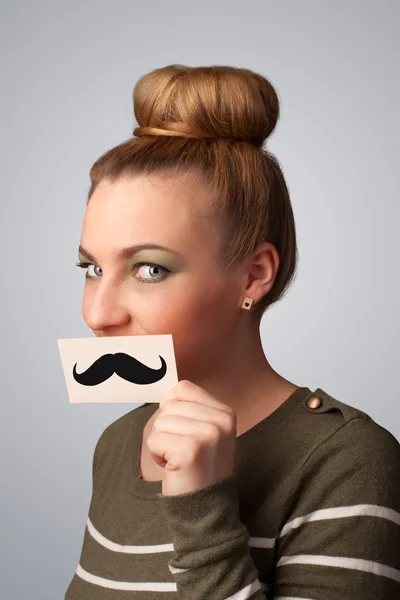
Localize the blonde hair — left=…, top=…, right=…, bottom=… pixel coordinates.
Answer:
left=87, top=64, right=298, bottom=320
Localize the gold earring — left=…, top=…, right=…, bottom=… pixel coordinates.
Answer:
left=241, top=296, right=253, bottom=310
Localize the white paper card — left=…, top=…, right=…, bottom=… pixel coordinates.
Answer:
left=57, top=334, right=178, bottom=404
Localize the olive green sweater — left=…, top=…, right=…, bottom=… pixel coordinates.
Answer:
left=64, top=386, right=400, bottom=599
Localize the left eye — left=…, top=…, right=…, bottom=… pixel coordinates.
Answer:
left=75, top=262, right=170, bottom=283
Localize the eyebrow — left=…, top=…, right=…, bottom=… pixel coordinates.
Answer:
left=78, top=243, right=184, bottom=263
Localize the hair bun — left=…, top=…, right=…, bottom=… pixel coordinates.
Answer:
left=132, top=64, right=280, bottom=148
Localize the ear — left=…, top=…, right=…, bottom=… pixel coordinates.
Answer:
left=242, top=242, right=280, bottom=303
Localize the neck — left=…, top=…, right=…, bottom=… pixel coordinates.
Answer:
left=177, top=321, right=299, bottom=436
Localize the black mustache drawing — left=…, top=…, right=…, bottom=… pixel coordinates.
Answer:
left=72, top=353, right=167, bottom=386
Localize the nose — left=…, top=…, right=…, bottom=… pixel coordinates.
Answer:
left=82, top=280, right=131, bottom=332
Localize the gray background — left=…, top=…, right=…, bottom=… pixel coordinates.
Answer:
left=1, top=1, right=399, bottom=598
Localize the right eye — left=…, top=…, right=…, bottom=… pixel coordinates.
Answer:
left=75, top=262, right=101, bottom=278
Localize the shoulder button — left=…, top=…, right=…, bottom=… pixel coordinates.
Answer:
left=306, top=395, right=322, bottom=409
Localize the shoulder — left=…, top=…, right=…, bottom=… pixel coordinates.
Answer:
left=298, top=388, right=400, bottom=502
left=282, top=389, right=400, bottom=525
left=276, top=390, right=400, bottom=598
left=302, top=387, right=399, bottom=457
left=305, top=386, right=373, bottom=422
left=287, top=387, right=399, bottom=474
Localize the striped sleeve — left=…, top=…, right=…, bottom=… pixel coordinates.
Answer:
left=273, top=417, right=400, bottom=600
left=157, top=473, right=269, bottom=599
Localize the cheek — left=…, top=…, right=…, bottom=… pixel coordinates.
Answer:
left=148, top=286, right=235, bottom=360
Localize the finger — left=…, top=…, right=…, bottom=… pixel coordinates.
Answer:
left=162, top=379, right=233, bottom=416
left=147, top=429, right=212, bottom=469
left=159, top=400, right=234, bottom=433
left=151, top=414, right=222, bottom=443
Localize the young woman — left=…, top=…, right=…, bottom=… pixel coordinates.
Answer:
left=65, top=64, right=400, bottom=599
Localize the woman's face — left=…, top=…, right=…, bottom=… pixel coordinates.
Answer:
left=78, top=172, right=245, bottom=380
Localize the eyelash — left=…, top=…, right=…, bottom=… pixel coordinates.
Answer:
left=75, top=261, right=171, bottom=284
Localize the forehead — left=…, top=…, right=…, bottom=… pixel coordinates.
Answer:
left=83, top=173, right=220, bottom=251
